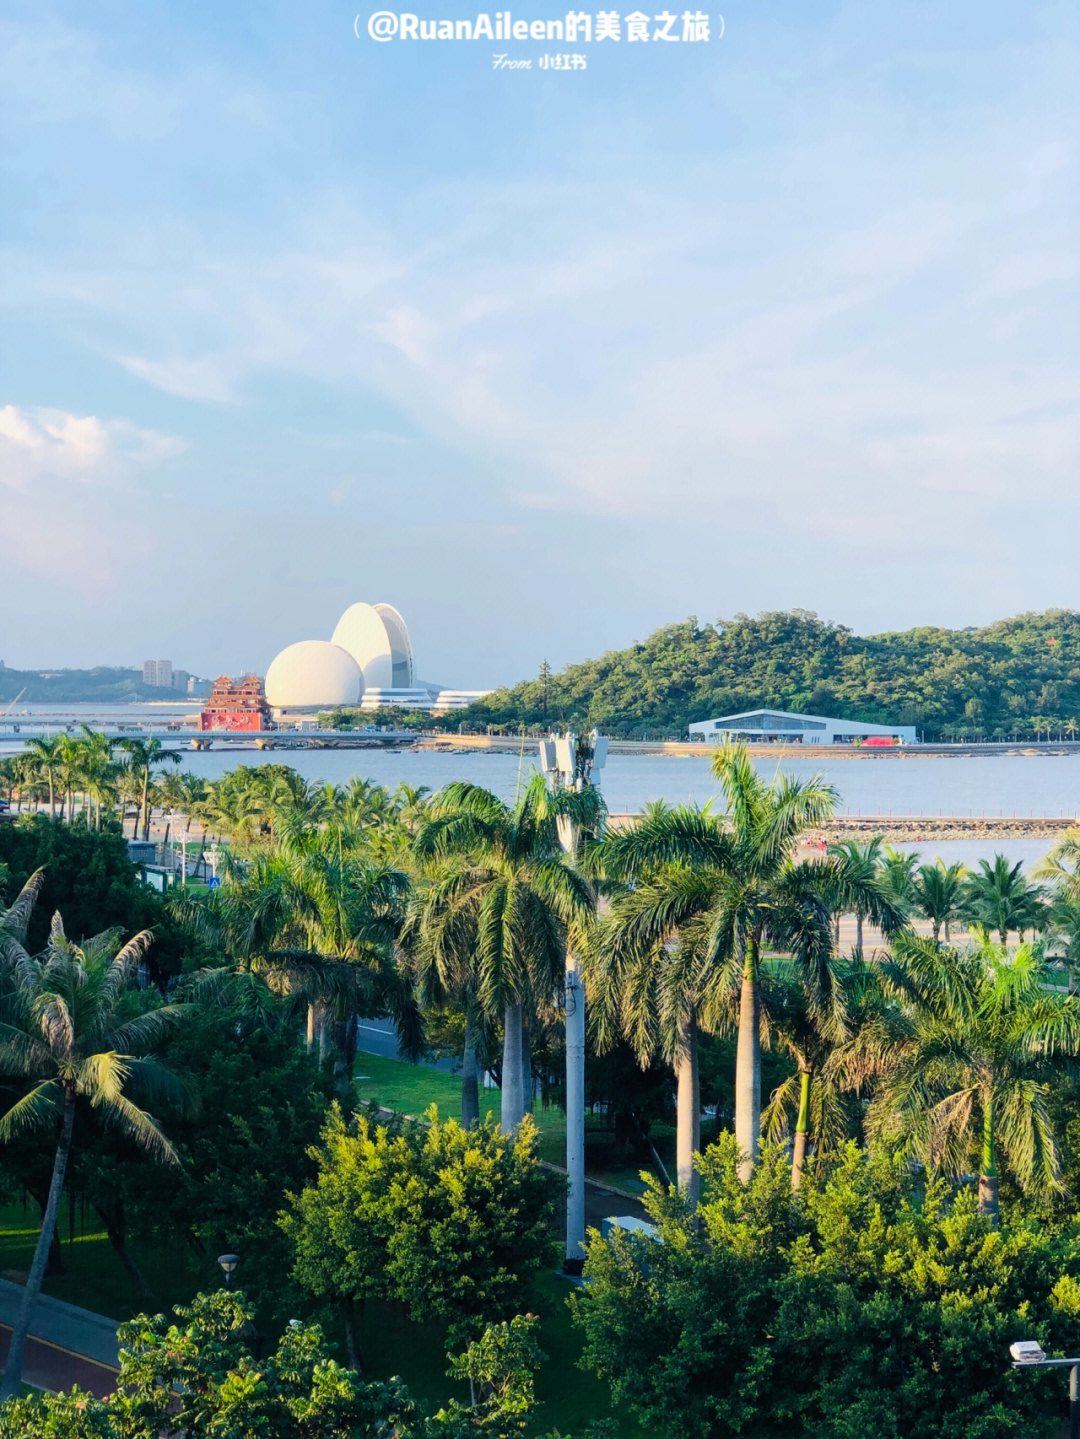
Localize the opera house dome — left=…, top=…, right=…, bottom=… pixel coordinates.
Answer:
left=331, top=602, right=414, bottom=690
left=264, top=640, right=363, bottom=711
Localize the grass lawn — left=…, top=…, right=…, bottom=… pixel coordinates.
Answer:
left=354, top=1051, right=674, bottom=1195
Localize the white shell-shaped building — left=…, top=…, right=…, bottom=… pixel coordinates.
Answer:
left=331, top=602, right=414, bottom=691
left=264, top=640, right=363, bottom=711
left=265, top=604, right=416, bottom=714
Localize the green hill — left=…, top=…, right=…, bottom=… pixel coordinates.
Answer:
left=0, top=666, right=180, bottom=704
left=453, top=609, right=1080, bottom=741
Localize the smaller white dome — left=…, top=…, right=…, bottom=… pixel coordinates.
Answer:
left=265, top=641, right=363, bottom=711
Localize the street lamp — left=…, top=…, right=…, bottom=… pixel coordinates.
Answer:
left=1010, top=1340, right=1079, bottom=1439
left=217, top=1253, right=240, bottom=1289
left=539, top=730, right=607, bottom=1277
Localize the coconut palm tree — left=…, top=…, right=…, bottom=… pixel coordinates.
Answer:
left=913, top=859, right=968, bottom=943
left=1035, top=828, right=1080, bottom=985
left=0, top=880, right=187, bottom=1399
left=413, top=777, right=594, bottom=1132
left=594, top=747, right=907, bottom=1185
left=880, top=846, right=919, bottom=912
left=962, top=855, right=1045, bottom=947
left=24, top=737, right=64, bottom=820
left=869, top=931, right=1080, bottom=1221
left=115, top=737, right=181, bottom=841
left=825, top=837, right=883, bottom=955
left=762, top=956, right=904, bottom=1190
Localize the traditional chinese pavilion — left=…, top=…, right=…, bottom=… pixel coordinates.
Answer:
left=199, top=674, right=272, bottom=732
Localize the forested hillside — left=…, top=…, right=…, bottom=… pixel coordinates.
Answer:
left=457, top=609, right=1080, bottom=740
left=0, top=666, right=178, bottom=703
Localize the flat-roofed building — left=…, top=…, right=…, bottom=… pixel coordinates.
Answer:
left=687, top=708, right=917, bottom=746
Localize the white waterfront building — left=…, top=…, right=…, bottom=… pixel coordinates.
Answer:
left=265, top=603, right=488, bottom=717
left=687, top=708, right=917, bottom=745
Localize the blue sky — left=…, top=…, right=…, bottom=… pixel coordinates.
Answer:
left=2, top=2, right=1077, bottom=687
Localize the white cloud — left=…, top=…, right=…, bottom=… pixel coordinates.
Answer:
left=0, top=404, right=185, bottom=490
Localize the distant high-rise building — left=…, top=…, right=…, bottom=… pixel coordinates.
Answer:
left=172, top=669, right=190, bottom=692
left=142, top=659, right=175, bottom=688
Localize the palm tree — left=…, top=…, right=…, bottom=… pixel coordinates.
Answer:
left=0, top=880, right=187, bottom=1398
left=913, top=859, right=967, bottom=943
left=413, top=777, right=594, bottom=1132
left=880, top=846, right=919, bottom=911
left=826, top=837, right=883, bottom=954
left=594, top=747, right=906, bottom=1185
left=870, top=932, right=1080, bottom=1221
left=962, top=855, right=1045, bottom=947
left=1035, top=828, right=1080, bottom=985
left=115, top=737, right=181, bottom=841
left=589, top=912, right=720, bottom=1204
left=24, top=737, right=63, bottom=820
left=764, top=954, right=909, bottom=1191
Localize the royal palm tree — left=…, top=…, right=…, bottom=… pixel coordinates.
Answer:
left=0, top=878, right=187, bottom=1399
left=962, top=855, right=1045, bottom=947
left=594, top=747, right=906, bottom=1185
left=913, top=859, right=968, bottom=943
left=869, top=932, right=1080, bottom=1221
left=413, top=777, right=594, bottom=1132
left=589, top=912, right=721, bottom=1204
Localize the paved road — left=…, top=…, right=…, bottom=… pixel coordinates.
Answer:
left=0, top=1280, right=119, bottom=1396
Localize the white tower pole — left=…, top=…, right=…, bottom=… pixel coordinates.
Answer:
left=542, top=732, right=604, bottom=1276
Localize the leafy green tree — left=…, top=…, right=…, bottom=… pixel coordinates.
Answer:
left=0, top=816, right=189, bottom=977
left=869, top=933, right=1080, bottom=1219
left=91, top=1000, right=332, bottom=1331
left=571, top=1135, right=1080, bottom=1439
left=0, top=883, right=187, bottom=1399
left=284, top=1106, right=561, bottom=1353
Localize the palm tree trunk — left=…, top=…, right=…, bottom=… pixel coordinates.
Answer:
left=856, top=913, right=863, bottom=955
left=520, top=1016, right=532, bottom=1121
left=791, top=1069, right=811, bottom=1192
left=461, top=1002, right=479, bottom=1129
left=0, top=1088, right=75, bottom=1400
left=674, top=1010, right=700, bottom=1206
left=501, top=1002, right=525, bottom=1131
left=978, top=1096, right=999, bottom=1223
left=306, top=1002, right=316, bottom=1053
left=734, top=940, right=762, bottom=1185
left=48, top=778, right=55, bottom=820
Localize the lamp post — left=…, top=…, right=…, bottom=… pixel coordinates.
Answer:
left=217, top=1253, right=240, bottom=1289
left=1011, top=1340, right=1079, bottom=1439
left=538, top=730, right=607, bottom=1276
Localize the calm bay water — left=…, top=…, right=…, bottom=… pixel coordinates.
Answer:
left=3, top=705, right=1077, bottom=870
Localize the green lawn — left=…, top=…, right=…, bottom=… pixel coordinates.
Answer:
left=354, top=1051, right=671, bottom=1194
